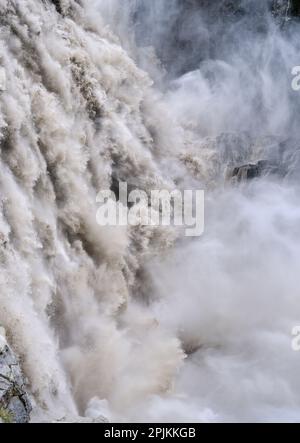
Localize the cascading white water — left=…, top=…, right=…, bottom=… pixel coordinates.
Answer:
left=1, top=0, right=300, bottom=422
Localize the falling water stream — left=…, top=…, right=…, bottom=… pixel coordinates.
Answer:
left=0, top=0, right=300, bottom=422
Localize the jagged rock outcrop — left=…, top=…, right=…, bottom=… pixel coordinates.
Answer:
left=231, top=160, right=282, bottom=181
left=229, top=137, right=300, bottom=182
left=0, top=330, right=32, bottom=423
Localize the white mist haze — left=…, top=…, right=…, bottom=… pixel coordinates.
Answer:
left=0, top=0, right=300, bottom=422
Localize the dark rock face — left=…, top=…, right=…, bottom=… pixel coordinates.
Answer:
left=291, top=0, right=300, bottom=16
left=226, top=134, right=300, bottom=182
left=272, top=0, right=291, bottom=17
left=231, top=161, right=281, bottom=181
left=51, top=0, right=63, bottom=14
left=133, top=0, right=298, bottom=78
left=133, top=0, right=245, bottom=77
left=0, top=335, right=32, bottom=423
left=232, top=163, right=264, bottom=181
left=230, top=140, right=300, bottom=182
left=272, top=1, right=300, bottom=22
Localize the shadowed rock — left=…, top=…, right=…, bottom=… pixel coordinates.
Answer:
left=0, top=331, right=32, bottom=423
left=231, top=160, right=283, bottom=181
left=51, top=0, right=63, bottom=14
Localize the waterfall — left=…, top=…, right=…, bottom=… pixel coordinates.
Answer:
left=1, top=0, right=300, bottom=422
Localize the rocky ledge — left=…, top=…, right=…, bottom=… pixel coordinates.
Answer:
left=0, top=329, right=32, bottom=423
left=231, top=160, right=283, bottom=182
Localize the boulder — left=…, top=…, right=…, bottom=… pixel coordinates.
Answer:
left=0, top=329, right=32, bottom=423
left=231, top=160, right=283, bottom=182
